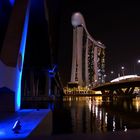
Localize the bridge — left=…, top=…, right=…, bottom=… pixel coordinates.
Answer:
left=93, top=75, right=140, bottom=96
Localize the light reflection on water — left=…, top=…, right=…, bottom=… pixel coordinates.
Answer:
left=52, top=96, right=140, bottom=135
left=133, top=97, right=140, bottom=112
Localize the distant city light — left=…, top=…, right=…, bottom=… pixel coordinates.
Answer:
left=111, top=71, right=114, bottom=74
left=97, top=41, right=102, bottom=44
left=137, top=60, right=140, bottom=63
left=121, top=66, right=124, bottom=70
left=95, top=80, right=97, bottom=82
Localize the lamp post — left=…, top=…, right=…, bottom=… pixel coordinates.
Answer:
left=111, top=71, right=114, bottom=74
left=138, top=60, right=140, bottom=63
left=121, top=66, right=125, bottom=76
left=48, top=65, right=57, bottom=97
left=137, top=60, right=140, bottom=75
left=110, top=70, right=115, bottom=81
left=103, top=74, right=107, bottom=82
left=134, top=60, right=140, bottom=75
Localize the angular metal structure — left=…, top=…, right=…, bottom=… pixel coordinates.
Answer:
left=0, top=0, right=30, bottom=111
left=71, top=12, right=105, bottom=87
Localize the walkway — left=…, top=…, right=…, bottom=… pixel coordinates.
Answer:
left=0, top=109, right=51, bottom=140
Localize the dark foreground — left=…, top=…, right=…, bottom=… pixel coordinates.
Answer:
left=9, top=130, right=140, bottom=140
left=3, top=96, right=140, bottom=140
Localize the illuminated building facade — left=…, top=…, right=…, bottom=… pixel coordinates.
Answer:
left=70, top=12, right=105, bottom=87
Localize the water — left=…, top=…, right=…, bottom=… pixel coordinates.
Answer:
left=52, top=96, right=140, bottom=135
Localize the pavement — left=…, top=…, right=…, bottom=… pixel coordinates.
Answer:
left=1, top=109, right=140, bottom=140
left=0, top=109, right=51, bottom=140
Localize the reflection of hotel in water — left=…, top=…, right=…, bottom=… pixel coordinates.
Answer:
left=65, top=96, right=107, bottom=133
left=64, top=96, right=131, bottom=133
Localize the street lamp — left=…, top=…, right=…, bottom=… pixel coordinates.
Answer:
left=137, top=60, right=140, bottom=75
left=103, top=74, right=107, bottom=82
left=133, top=60, right=140, bottom=75
left=111, top=71, right=114, bottom=74
left=110, top=71, right=115, bottom=81
left=137, top=60, right=140, bottom=64
left=48, top=65, right=57, bottom=96
left=121, top=66, right=125, bottom=76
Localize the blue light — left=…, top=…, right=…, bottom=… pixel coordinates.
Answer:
left=12, top=120, right=21, bottom=133
left=48, top=103, right=54, bottom=111
left=9, top=0, right=15, bottom=6
left=16, top=1, right=30, bottom=110
left=48, top=65, right=57, bottom=78
left=0, top=109, right=50, bottom=139
left=48, top=65, right=57, bottom=73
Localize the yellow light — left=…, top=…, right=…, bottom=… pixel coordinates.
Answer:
left=95, top=91, right=102, bottom=94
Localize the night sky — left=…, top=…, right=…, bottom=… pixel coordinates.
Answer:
left=1, top=0, right=140, bottom=85
left=58, top=0, right=140, bottom=83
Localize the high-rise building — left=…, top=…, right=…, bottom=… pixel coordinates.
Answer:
left=70, top=12, right=105, bottom=87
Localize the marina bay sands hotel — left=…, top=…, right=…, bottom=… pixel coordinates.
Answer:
left=70, top=13, right=105, bottom=87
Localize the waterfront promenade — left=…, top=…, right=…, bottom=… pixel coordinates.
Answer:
left=0, top=109, right=52, bottom=140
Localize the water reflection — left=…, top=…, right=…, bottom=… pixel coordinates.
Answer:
left=53, top=96, right=140, bottom=135
left=133, top=97, right=140, bottom=112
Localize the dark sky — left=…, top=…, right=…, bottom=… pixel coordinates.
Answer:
left=58, top=0, right=140, bottom=83
left=1, top=0, right=140, bottom=85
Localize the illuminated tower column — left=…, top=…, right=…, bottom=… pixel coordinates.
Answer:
left=94, top=46, right=98, bottom=83
left=0, top=0, right=30, bottom=112
left=71, top=26, right=83, bottom=86
left=85, top=37, right=89, bottom=86
left=71, top=28, right=77, bottom=83
left=76, top=26, right=83, bottom=86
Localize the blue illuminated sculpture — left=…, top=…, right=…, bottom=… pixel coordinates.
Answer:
left=48, top=65, right=57, bottom=96
left=48, top=65, right=57, bottom=78
left=12, top=120, right=21, bottom=134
